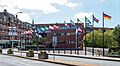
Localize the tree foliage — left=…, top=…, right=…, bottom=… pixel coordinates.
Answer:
left=31, top=37, right=48, bottom=46
left=82, top=29, right=113, bottom=48
left=112, top=24, right=120, bottom=48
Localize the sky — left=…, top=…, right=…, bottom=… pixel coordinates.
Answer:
left=0, top=0, right=120, bottom=28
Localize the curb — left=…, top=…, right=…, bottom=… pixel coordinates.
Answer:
left=13, top=51, right=120, bottom=62
left=49, top=53, right=120, bottom=62
left=1, top=53, right=77, bottom=66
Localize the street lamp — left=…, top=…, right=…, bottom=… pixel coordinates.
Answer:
left=11, top=12, right=23, bottom=50
left=15, top=12, right=23, bottom=50
left=15, top=12, right=23, bottom=18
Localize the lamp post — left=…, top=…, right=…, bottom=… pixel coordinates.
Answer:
left=11, top=12, right=23, bottom=50
left=15, top=12, right=23, bottom=18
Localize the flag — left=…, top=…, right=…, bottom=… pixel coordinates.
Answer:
left=93, top=16, right=99, bottom=23
left=64, top=21, right=69, bottom=26
left=77, top=28, right=82, bottom=32
left=28, top=30, right=32, bottom=34
left=36, top=28, right=41, bottom=33
left=30, top=29, right=34, bottom=32
left=86, top=23, right=92, bottom=28
left=44, top=27, right=49, bottom=30
left=53, top=25, right=59, bottom=29
left=70, top=19, right=75, bottom=25
left=103, top=13, right=111, bottom=20
left=85, top=17, right=91, bottom=24
left=77, top=18, right=81, bottom=23
left=48, top=26, right=54, bottom=30
left=76, top=27, right=82, bottom=34
left=39, top=27, right=45, bottom=31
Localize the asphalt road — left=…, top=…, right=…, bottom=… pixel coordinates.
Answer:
left=0, top=54, right=64, bottom=66
left=49, top=55, right=120, bottom=66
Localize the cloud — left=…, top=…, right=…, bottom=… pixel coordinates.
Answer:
left=0, top=0, right=78, bottom=14
left=0, top=0, right=79, bottom=23
left=73, top=12, right=93, bottom=19
left=17, top=13, right=32, bottom=23
left=66, top=2, right=78, bottom=8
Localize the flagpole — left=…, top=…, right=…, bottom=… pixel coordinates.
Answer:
left=92, top=15, right=94, bottom=56
left=103, top=12, right=105, bottom=56
left=85, top=16, right=87, bottom=55
left=70, top=20, right=72, bottom=54
left=64, top=21, right=66, bottom=54
left=75, top=26, right=78, bottom=54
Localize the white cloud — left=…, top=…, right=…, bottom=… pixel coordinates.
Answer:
left=0, top=0, right=78, bottom=14
left=66, top=2, right=78, bottom=8
left=17, top=13, right=32, bottom=23
left=0, top=0, right=78, bottom=23
left=73, top=12, right=93, bottom=19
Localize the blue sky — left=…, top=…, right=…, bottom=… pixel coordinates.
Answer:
left=0, top=0, right=120, bottom=28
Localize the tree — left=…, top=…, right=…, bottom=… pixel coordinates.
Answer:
left=82, top=29, right=113, bottom=48
left=82, top=30, right=103, bottom=48
left=112, top=24, right=120, bottom=48
left=31, top=37, right=48, bottom=47
left=104, top=29, right=113, bottom=48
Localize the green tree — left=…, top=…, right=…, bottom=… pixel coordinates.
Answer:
left=83, top=30, right=103, bottom=48
left=104, top=29, right=113, bottom=48
left=112, top=24, right=120, bottom=48
left=31, top=37, right=48, bottom=47
left=82, top=29, right=113, bottom=48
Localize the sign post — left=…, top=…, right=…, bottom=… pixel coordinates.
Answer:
left=52, top=36, right=57, bottom=60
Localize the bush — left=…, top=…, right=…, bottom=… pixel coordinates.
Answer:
left=7, top=48, right=13, bottom=54
left=0, top=49, right=2, bottom=53
left=40, top=50, right=47, bottom=54
left=28, top=49, right=34, bottom=53
left=117, top=50, right=120, bottom=55
left=38, top=50, right=48, bottom=59
left=26, top=49, right=34, bottom=57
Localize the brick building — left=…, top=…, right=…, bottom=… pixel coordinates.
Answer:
left=0, top=10, right=32, bottom=48
left=35, top=23, right=84, bottom=49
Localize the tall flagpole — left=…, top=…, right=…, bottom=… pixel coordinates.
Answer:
left=64, top=21, right=66, bottom=54
left=70, top=20, right=72, bottom=54
left=103, top=12, right=105, bottom=56
left=75, top=26, right=78, bottom=54
left=85, top=16, right=87, bottom=55
left=92, top=15, right=94, bottom=56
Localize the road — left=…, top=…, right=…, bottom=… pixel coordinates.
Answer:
left=49, top=55, right=120, bottom=66
left=13, top=52, right=120, bottom=66
left=0, top=54, right=64, bottom=66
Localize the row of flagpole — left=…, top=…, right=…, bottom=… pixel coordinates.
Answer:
left=30, top=12, right=111, bottom=56
left=84, top=13, right=111, bottom=56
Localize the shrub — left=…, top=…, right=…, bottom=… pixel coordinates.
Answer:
left=38, top=50, right=48, bottom=59
left=7, top=48, right=13, bottom=54
left=26, top=49, right=34, bottom=57
left=117, top=50, right=120, bottom=55
left=28, top=49, right=34, bottom=53
left=40, top=50, right=47, bottom=54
